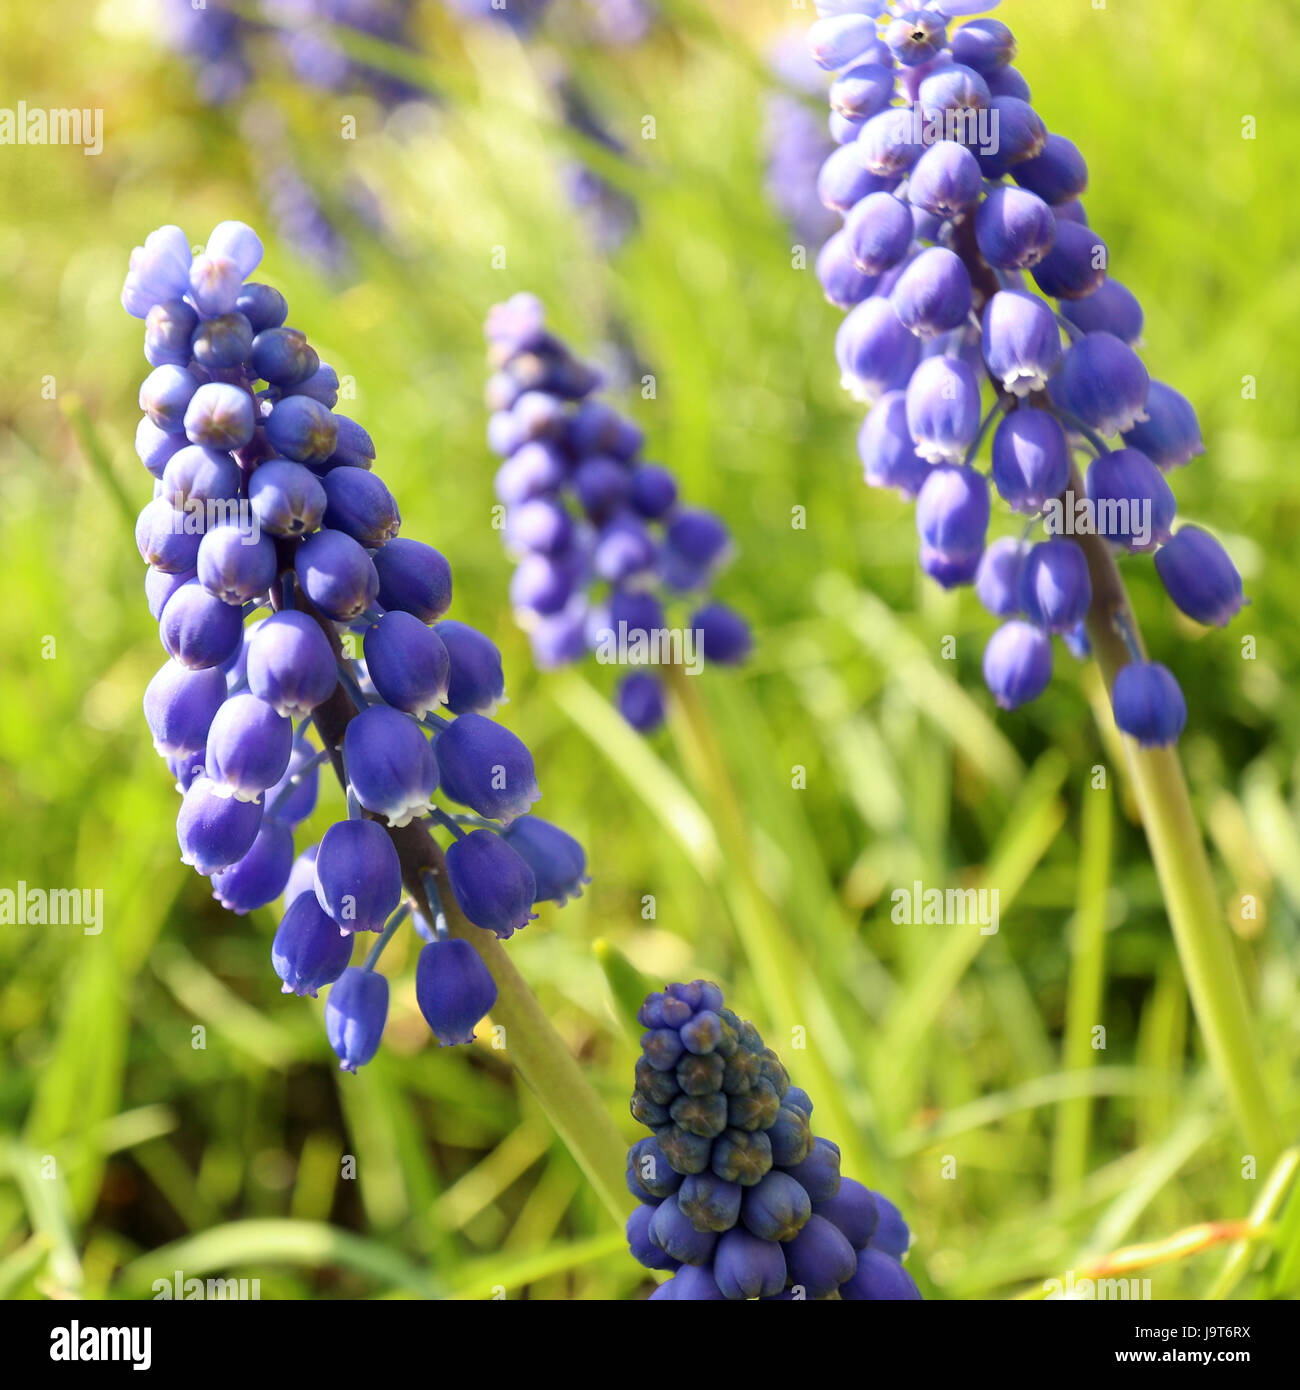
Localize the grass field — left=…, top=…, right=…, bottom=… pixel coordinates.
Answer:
left=1, top=0, right=1299, bottom=1301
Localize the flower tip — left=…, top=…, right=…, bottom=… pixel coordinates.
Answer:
left=495, top=789, right=543, bottom=828
left=383, top=798, right=431, bottom=829
left=552, top=874, right=590, bottom=907
left=1208, top=592, right=1250, bottom=628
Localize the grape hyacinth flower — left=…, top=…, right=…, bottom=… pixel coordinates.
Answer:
left=123, top=219, right=589, bottom=1070
left=159, top=0, right=255, bottom=105
left=416, top=937, right=499, bottom=1045
left=766, top=92, right=841, bottom=249
left=627, top=981, right=921, bottom=1301
left=325, top=966, right=390, bottom=1074
left=552, top=73, right=641, bottom=254
left=1153, top=526, right=1248, bottom=629
left=273, top=0, right=426, bottom=108
left=1110, top=661, right=1188, bottom=749
left=500, top=815, right=589, bottom=905
left=801, top=1, right=1244, bottom=745
left=259, top=155, right=355, bottom=283
left=483, top=295, right=752, bottom=735
left=160, top=0, right=425, bottom=111
left=763, top=31, right=840, bottom=248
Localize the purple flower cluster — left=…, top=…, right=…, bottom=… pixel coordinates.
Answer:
left=628, top=982, right=921, bottom=1301
left=484, top=294, right=752, bottom=734
left=805, top=1, right=1245, bottom=747
left=161, top=0, right=254, bottom=105
left=765, top=94, right=841, bottom=249
left=257, top=158, right=353, bottom=281
left=161, top=0, right=424, bottom=108
left=550, top=74, right=640, bottom=254
left=763, top=33, right=839, bottom=247
left=125, top=220, right=588, bottom=1071
left=275, top=0, right=426, bottom=106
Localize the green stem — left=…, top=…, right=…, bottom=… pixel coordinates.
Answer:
left=664, top=665, right=876, bottom=1183
left=285, top=585, right=632, bottom=1229
left=1052, top=779, right=1113, bottom=1195
left=1119, top=747, right=1280, bottom=1164
left=407, top=873, right=632, bottom=1227
left=363, top=904, right=409, bottom=972
left=417, top=836, right=632, bottom=1227
left=959, top=226, right=1277, bottom=1164
left=1070, top=460, right=1282, bottom=1166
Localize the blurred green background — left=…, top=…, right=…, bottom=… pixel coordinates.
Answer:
left=2, top=0, right=1299, bottom=1300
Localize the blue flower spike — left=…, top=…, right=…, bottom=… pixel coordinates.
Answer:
left=800, top=3, right=1235, bottom=744
left=627, top=981, right=921, bottom=1301
left=124, top=219, right=587, bottom=1070
left=483, top=295, right=751, bottom=736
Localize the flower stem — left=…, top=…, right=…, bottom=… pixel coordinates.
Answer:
left=276, top=577, right=632, bottom=1227
left=962, top=398, right=1005, bottom=467
left=363, top=903, right=411, bottom=971
left=1069, top=460, right=1282, bottom=1165
left=956, top=220, right=1280, bottom=1162
left=1051, top=778, right=1113, bottom=1195
left=420, top=841, right=633, bottom=1226
left=664, top=664, right=877, bottom=1183
left=1106, top=741, right=1280, bottom=1164
left=391, top=811, right=631, bottom=1222
left=429, top=806, right=468, bottom=840
left=265, top=747, right=330, bottom=820
left=335, top=657, right=369, bottom=712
